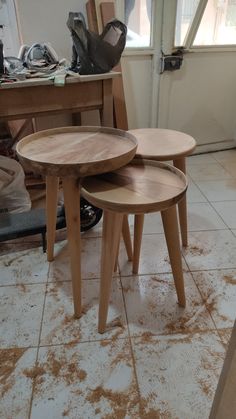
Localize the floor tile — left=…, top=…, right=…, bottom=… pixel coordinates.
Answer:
left=212, top=149, right=236, bottom=163
left=128, top=213, right=164, bottom=235
left=119, top=233, right=188, bottom=276
left=0, top=247, right=49, bottom=286
left=192, top=269, right=236, bottom=329
left=187, top=162, right=232, bottom=181
left=183, top=230, right=236, bottom=271
left=187, top=154, right=217, bottom=165
left=0, top=284, right=46, bottom=348
left=196, top=179, right=236, bottom=201
left=212, top=201, right=236, bottom=228
left=122, top=273, right=215, bottom=337
left=219, top=161, right=236, bottom=178
left=31, top=339, right=139, bottom=419
left=186, top=180, right=208, bottom=203
left=187, top=202, right=227, bottom=231
left=218, top=328, right=233, bottom=346
left=49, top=238, right=106, bottom=281
left=0, top=347, right=37, bottom=419
left=132, top=331, right=225, bottom=419
left=40, top=279, right=127, bottom=345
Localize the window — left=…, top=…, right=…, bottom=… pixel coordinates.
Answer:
left=175, top=0, right=200, bottom=46
left=175, top=0, right=236, bottom=48
left=194, top=0, right=236, bottom=45
left=124, top=0, right=153, bottom=47
left=0, top=0, right=20, bottom=56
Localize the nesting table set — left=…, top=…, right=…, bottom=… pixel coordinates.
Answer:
left=6, top=73, right=196, bottom=332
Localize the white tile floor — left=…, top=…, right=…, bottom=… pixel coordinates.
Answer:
left=1, top=150, right=236, bottom=418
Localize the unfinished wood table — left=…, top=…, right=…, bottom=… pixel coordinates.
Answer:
left=16, top=126, right=137, bottom=317
left=0, top=72, right=119, bottom=125
left=0, top=72, right=120, bottom=254
left=129, top=128, right=196, bottom=248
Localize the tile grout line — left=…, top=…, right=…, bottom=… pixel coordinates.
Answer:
left=187, top=270, right=229, bottom=349
left=27, top=280, right=48, bottom=419
left=119, top=276, right=145, bottom=417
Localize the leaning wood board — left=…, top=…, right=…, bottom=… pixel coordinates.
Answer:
left=100, top=1, right=128, bottom=130
left=86, top=0, right=129, bottom=130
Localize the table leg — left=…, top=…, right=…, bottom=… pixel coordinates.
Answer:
left=173, top=158, right=188, bottom=247
left=62, top=177, right=82, bottom=318
left=46, top=176, right=59, bottom=261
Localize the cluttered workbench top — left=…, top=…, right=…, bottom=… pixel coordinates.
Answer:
left=0, top=71, right=120, bottom=89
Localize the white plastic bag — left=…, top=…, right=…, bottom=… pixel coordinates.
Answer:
left=0, top=156, right=31, bottom=213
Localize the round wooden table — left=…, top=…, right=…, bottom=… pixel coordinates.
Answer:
left=129, top=128, right=196, bottom=246
left=16, top=126, right=137, bottom=317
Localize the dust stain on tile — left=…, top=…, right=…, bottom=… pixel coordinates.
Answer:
left=0, top=348, right=27, bottom=396
left=223, top=274, right=236, bottom=284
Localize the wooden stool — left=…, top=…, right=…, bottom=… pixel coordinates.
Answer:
left=81, top=159, right=188, bottom=333
left=127, top=128, right=196, bottom=274
left=16, top=126, right=137, bottom=318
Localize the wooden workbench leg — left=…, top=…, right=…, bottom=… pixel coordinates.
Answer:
left=101, top=78, right=113, bottom=127
left=161, top=205, right=186, bottom=307
left=99, top=210, right=123, bottom=333
left=173, top=158, right=188, bottom=247
left=46, top=176, right=59, bottom=262
left=62, top=177, right=82, bottom=318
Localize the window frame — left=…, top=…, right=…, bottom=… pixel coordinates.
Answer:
left=175, top=0, right=236, bottom=53
left=116, top=0, right=155, bottom=52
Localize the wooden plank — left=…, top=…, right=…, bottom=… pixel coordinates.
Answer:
left=100, top=1, right=129, bottom=130
left=86, top=0, right=99, bottom=33
left=209, top=321, right=236, bottom=419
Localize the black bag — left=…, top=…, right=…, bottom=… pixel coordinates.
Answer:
left=67, top=12, right=127, bottom=74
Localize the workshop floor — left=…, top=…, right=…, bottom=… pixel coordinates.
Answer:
left=1, top=150, right=236, bottom=419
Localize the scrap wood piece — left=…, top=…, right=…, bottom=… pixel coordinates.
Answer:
left=99, top=1, right=128, bottom=130
left=86, top=0, right=128, bottom=130
left=86, top=0, right=99, bottom=33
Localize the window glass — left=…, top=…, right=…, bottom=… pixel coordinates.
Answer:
left=194, top=0, right=236, bottom=45
left=124, top=0, right=152, bottom=47
left=175, top=0, right=200, bottom=46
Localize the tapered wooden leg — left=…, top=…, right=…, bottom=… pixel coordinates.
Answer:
left=99, top=211, right=123, bottom=334
left=46, top=176, right=59, bottom=261
left=122, top=215, right=133, bottom=261
left=161, top=206, right=186, bottom=307
left=173, top=158, right=188, bottom=247
left=62, top=177, right=82, bottom=318
left=114, top=215, right=131, bottom=272
left=133, top=214, right=145, bottom=274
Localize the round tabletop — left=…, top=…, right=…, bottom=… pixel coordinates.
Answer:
left=81, top=159, right=188, bottom=214
left=16, top=126, right=138, bottom=177
left=129, top=128, right=196, bottom=160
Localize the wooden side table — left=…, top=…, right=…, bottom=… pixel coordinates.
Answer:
left=129, top=128, right=196, bottom=248
left=16, top=126, right=137, bottom=318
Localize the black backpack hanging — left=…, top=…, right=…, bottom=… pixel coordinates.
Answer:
left=67, top=12, right=127, bottom=74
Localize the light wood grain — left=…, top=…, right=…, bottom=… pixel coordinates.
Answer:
left=130, top=128, right=196, bottom=160
left=98, top=210, right=123, bottom=333
left=46, top=176, right=59, bottom=261
left=81, top=160, right=188, bottom=214
left=16, top=126, right=137, bottom=177
left=81, top=160, right=188, bottom=332
left=62, top=177, right=82, bottom=318
left=174, top=158, right=188, bottom=246
left=209, top=321, right=236, bottom=419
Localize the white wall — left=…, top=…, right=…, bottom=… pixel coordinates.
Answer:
left=16, top=0, right=87, bottom=60
left=158, top=51, right=236, bottom=145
